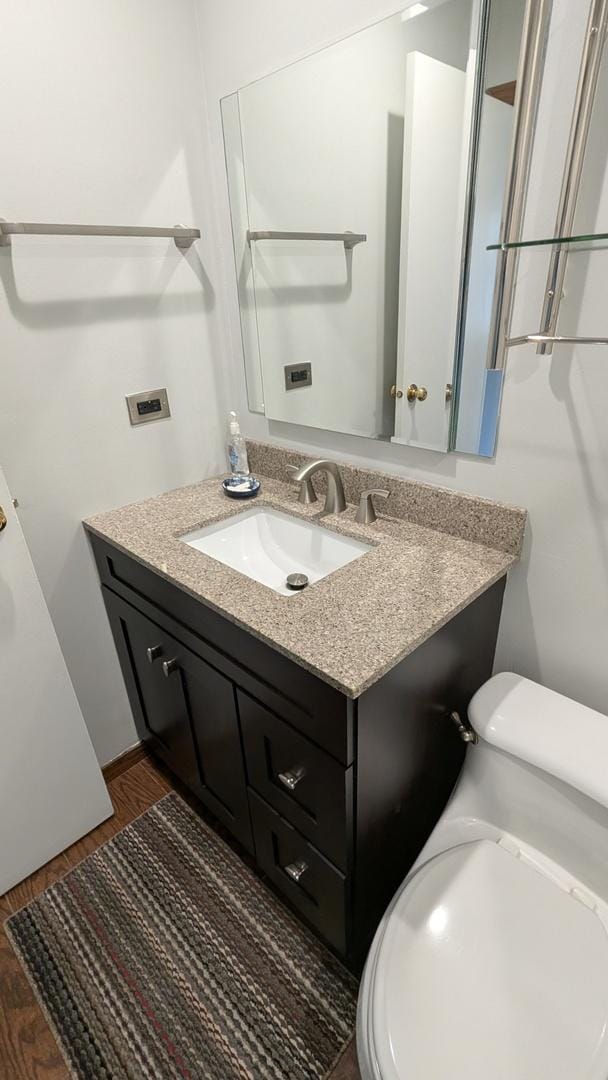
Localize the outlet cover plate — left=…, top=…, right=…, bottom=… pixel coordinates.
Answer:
left=126, top=388, right=171, bottom=426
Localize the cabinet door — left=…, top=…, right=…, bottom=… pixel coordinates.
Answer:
left=103, top=587, right=201, bottom=792
left=174, top=642, right=253, bottom=853
left=102, top=588, right=253, bottom=852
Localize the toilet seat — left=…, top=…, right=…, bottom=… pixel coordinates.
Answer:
left=364, top=839, right=608, bottom=1080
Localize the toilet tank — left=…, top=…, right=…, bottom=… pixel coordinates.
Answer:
left=443, top=673, right=608, bottom=902
left=469, top=672, right=608, bottom=811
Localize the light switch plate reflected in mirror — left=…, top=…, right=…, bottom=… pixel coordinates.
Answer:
left=284, top=362, right=312, bottom=390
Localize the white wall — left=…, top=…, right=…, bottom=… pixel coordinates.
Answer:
left=0, top=0, right=226, bottom=765
left=197, top=0, right=608, bottom=717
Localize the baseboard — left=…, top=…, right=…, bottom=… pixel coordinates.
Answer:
left=102, top=742, right=147, bottom=784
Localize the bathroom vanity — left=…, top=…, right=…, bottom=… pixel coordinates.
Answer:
left=85, top=442, right=525, bottom=971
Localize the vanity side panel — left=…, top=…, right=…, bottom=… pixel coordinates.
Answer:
left=352, top=576, right=506, bottom=970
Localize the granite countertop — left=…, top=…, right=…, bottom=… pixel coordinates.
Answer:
left=85, top=450, right=525, bottom=698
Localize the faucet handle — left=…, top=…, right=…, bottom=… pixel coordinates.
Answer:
left=286, top=464, right=318, bottom=505
left=355, top=488, right=389, bottom=525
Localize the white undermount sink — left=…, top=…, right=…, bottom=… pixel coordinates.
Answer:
left=181, top=507, right=371, bottom=596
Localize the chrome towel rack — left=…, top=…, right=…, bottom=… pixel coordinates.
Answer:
left=247, top=229, right=366, bottom=249
left=507, top=333, right=608, bottom=346
left=534, top=0, right=608, bottom=353
left=0, top=219, right=200, bottom=249
left=487, top=0, right=608, bottom=361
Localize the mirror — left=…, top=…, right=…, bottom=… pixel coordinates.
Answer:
left=222, top=0, right=543, bottom=456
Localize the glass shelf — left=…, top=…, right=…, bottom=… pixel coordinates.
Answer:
left=487, top=231, right=608, bottom=252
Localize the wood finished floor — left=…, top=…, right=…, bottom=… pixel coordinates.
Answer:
left=0, top=756, right=361, bottom=1080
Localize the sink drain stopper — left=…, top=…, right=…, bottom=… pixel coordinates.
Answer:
left=286, top=572, right=309, bottom=590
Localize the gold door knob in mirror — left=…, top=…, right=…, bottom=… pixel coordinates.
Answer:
left=406, top=384, right=428, bottom=402
left=0, top=506, right=7, bottom=532
left=390, top=384, right=403, bottom=399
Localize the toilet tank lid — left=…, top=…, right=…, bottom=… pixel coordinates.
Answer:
left=469, top=672, right=608, bottom=810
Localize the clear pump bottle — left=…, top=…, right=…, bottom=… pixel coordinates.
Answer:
left=226, top=411, right=250, bottom=478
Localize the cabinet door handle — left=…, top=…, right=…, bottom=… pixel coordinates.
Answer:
left=284, top=860, right=308, bottom=883
left=147, top=645, right=163, bottom=663
left=278, top=765, right=306, bottom=791
left=162, top=658, right=179, bottom=677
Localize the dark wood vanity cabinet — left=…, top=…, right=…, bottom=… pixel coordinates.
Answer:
left=89, top=531, right=506, bottom=971
left=103, top=589, right=254, bottom=853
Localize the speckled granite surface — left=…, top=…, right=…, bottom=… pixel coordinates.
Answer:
left=85, top=464, right=524, bottom=698
left=247, top=440, right=526, bottom=556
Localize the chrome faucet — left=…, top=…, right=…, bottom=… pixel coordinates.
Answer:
left=292, top=459, right=347, bottom=515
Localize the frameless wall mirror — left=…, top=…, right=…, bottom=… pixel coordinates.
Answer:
left=222, top=0, right=551, bottom=456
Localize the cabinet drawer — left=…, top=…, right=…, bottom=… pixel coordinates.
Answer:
left=249, top=791, right=346, bottom=955
left=239, top=691, right=350, bottom=871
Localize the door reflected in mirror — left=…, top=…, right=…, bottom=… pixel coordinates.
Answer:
left=222, top=0, right=535, bottom=456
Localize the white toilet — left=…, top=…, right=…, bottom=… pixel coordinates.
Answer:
left=357, top=672, right=608, bottom=1080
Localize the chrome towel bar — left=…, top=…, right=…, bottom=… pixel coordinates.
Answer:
left=487, top=0, right=608, bottom=366
left=247, top=229, right=366, bottom=249
left=535, top=0, right=608, bottom=354
left=485, top=0, right=554, bottom=371
left=0, top=219, right=200, bottom=249
left=507, top=333, right=608, bottom=346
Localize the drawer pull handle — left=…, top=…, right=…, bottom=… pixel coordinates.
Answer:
left=285, top=860, right=308, bottom=883
left=278, top=766, right=306, bottom=791
left=147, top=645, right=163, bottom=663
left=162, top=658, right=179, bottom=677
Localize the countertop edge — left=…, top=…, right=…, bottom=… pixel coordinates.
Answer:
left=343, top=560, right=514, bottom=696
left=84, top=519, right=514, bottom=698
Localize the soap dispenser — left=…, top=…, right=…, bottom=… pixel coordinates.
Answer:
left=223, top=412, right=260, bottom=499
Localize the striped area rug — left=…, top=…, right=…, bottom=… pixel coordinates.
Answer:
left=5, top=793, right=357, bottom=1079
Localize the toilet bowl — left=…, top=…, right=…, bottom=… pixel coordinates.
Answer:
left=357, top=672, right=608, bottom=1080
